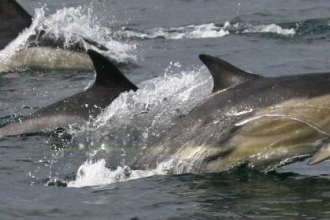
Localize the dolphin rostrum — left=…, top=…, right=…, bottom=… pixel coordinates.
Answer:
left=0, top=49, right=138, bottom=137
left=130, top=54, right=330, bottom=174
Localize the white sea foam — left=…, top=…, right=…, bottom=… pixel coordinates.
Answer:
left=243, top=24, right=296, bottom=36
left=118, top=22, right=296, bottom=40
left=120, top=22, right=230, bottom=40
left=67, top=158, right=172, bottom=188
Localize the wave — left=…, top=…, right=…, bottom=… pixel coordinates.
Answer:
left=119, top=22, right=230, bottom=40
left=115, top=21, right=296, bottom=40
left=242, top=24, right=295, bottom=36
left=116, top=17, right=330, bottom=40
left=294, top=18, right=330, bottom=38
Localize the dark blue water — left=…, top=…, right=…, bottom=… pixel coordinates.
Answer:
left=1, top=0, right=330, bottom=219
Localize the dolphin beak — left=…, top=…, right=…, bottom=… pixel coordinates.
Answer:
left=308, top=142, right=330, bottom=165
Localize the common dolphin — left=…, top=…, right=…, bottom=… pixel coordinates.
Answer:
left=0, top=0, right=110, bottom=71
left=0, top=49, right=138, bottom=137
left=130, top=54, right=330, bottom=174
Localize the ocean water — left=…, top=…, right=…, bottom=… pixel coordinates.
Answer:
left=1, top=0, right=330, bottom=219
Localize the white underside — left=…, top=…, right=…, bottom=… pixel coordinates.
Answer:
left=0, top=47, right=93, bottom=72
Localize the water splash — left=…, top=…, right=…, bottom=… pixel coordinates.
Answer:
left=34, top=5, right=136, bottom=62
left=67, top=158, right=172, bottom=188
left=73, top=65, right=212, bottom=149
left=0, top=5, right=137, bottom=71
left=0, top=8, right=45, bottom=64
left=243, top=24, right=296, bottom=36
left=59, top=66, right=212, bottom=187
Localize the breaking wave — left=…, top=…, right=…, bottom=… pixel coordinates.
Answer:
left=117, top=17, right=330, bottom=40
left=116, top=21, right=296, bottom=40
left=242, top=24, right=296, bottom=36
left=119, top=22, right=230, bottom=40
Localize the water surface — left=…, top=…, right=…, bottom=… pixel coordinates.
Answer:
left=1, top=0, right=330, bottom=219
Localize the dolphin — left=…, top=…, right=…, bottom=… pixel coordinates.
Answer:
left=130, top=54, right=330, bottom=174
left=0, top=49, right=138, bottom=137
left=0, top=0, right=112, bottom=72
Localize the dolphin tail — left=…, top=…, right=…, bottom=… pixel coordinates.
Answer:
left=199, top=54, right=261, bottom=93
left=308, top=142, right=330, bottom=165
left=87, top=49, right=138, bottom=91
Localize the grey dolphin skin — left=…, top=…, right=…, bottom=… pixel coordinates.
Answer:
left=0, top=50, right=138, bottom=137
left=131, top=54, right=330, bottom=174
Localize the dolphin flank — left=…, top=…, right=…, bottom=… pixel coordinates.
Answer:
left=0, top=50, right=138, bottom=137
left=130, top=54, right=330, bottom=174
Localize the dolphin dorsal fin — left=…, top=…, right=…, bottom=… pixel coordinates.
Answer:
left=0, top=0, right=32, bottom=21
left=87, top=50, right=138, bottom=91
left=199, top=54, right=261, bottom=93
left=0, top=0, right=32, bottom=50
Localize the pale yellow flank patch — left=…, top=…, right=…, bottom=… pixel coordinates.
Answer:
left=170, top=95, right=330, bottom=173
left=0, top=47, right=93, bottom=72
